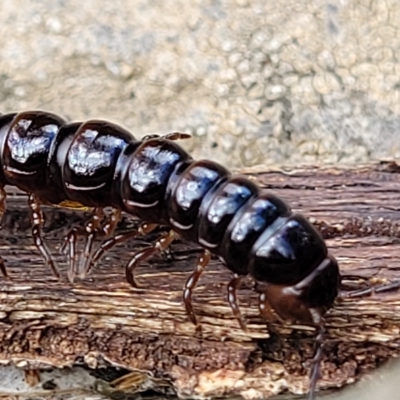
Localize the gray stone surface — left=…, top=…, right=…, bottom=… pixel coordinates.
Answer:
left=0, top=0, right=399, bottom=399
left=1, top=0, right=400, bottom=169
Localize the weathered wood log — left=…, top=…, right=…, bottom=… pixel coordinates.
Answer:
left=1, top=161, right=400, bottom=399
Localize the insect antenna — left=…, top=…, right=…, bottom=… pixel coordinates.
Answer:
left=339, top=276, right=400, bottom=299
left=308, top=319, right=326, bottom=400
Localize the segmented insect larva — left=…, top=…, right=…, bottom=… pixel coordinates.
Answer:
left=0, top=110, right=341, bottom=399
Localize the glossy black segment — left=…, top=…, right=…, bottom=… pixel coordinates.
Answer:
left=249, top=215, right=327, bottom=285
left=3, top=111, right=65, bottom=191
left=47, top=122, right=81, bottom=205
left=121, top=139, right=190, bottom=222
left=299, top=255, right=340, bottom=311
left=110, top=141, right=143, bottom=208
left=198, top=176, right=258, bottom=250
left=0, top=113, right=17, bottom=185
left=63, top=120, right=134, bottom=206
left=166, top=160, right=229, bottom=236
left=221, top=193, right=291, bottom=275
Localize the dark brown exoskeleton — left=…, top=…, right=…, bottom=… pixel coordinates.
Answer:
left=0, top=111, right=341, bottom=399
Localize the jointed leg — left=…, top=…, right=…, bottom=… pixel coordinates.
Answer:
left=61, top=208, right=105, bottom=283
left=0, top=185, right=6, bottom=225
left=78, top=208, right=125, bottom=278
left=308, top=318, right=326, bottom=400
left=142, top=132, right=191, bottom=141
left=258, top=292, right=285, bottom=323
left=64, top=228, right=79, bottom=283
left=0, top=256, right=7, bottom=278
left=62, top=208, right=123, bottom=281
left=125, top=230, right=176, bottom=287
left=77, top=207, right=106, bottom=277
left=163, top=132, right=191, bottom=141
left=341, top=280, right=400, bottom=299
left=101, top=208, right=122, bottom=238
left=227, top=274, right=246, bottom=330
left=28, top=193, right=59, bottom=279
left=89, top=222, right=158, bottom=275
left=183, top=250, right=211, bottom=325
left=0, top=185, right=8, bottom=278
left=142, top=134, right=160, bottom=141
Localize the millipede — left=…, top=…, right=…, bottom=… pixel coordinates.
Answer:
left=0, top=110, right=392, bottom=399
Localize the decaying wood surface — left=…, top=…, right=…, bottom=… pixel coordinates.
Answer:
left=1, top=161, right=400, bottom=399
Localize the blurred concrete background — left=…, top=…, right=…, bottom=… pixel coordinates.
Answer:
left=1, top=0, right=400, bottom=169
left=0, top=0, right=400, bottom=399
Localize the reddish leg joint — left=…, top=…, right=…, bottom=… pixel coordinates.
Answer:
left=227, top=274, right=246, bottom=330
left=28, top=193, right=60, bottom=279
left=183, top=250, right=211, bottom=326
left=125, top=230, right=175, bottom=288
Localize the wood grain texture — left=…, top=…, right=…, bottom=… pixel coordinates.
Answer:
left=1, top=161, right=400, bottom=399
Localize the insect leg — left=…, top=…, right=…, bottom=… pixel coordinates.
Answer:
left=142, top=133, right=191, bottom=141
left=258, top=292, right=284, bottom=323
left=0, top=186, right=6, bottom=222
left=89, top=222, right=158, bottom=275
left=78, top=207, right=108, bottom=278
left=28, top=193, right=60, bottom=279
left=227, top=274, right=246, bottom=330
left=142, top=134, right=161, bottom=140
left=0, top=257, right=6, bottom=279
left=62, top=208, right=123, bottom=280
left=308, top=319, right=326, bottom=400
left=162, top=132, right=191, bottom=141
left=63, top=227, right=80, bottom=283
left=100, top=208, right=122, bottom=238
left=341, top=280, right=400, bottom=299
left=125, top=230, right=176, bottom=287
left=60, top=208, right=105, bottom=281
left=183, top=250, right=211, bottom=325
left=0, top=185, right=7, bottom=278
